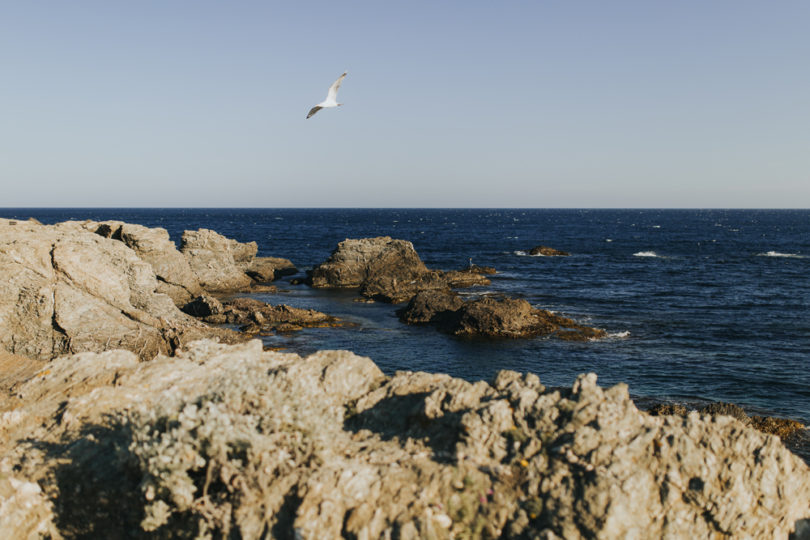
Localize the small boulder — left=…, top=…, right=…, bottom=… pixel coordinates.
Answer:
left=440, top=269, right=491, bottom=288
left=467, top=264, right=496, bottom=275
left=397, top=289, right=465, bottom=325
left=246, top=257, right=297, bottom=282
left=529, top=245, right=570, bottom=256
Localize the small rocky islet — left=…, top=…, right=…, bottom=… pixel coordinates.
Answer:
left=0, top=217, right=808, bottom=538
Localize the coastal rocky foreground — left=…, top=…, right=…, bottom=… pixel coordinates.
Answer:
left=0, top=340, right=808, bottom=538
left=1, top=218, right=809, bottom=538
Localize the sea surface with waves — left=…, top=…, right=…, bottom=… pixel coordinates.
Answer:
left=3, top=208, right=808, bottom=425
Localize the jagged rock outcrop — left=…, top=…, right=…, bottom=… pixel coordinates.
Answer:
left=399, top=292, right=606, bottom=341
left=309, top=236, right=429, bottom=289
left=309, top=237, right=490, bottom=303
left=246, top=256, right=297, bottom=282
left=0, top=340, right=808, bottom=538
left=529, top=245, right=570, bottom=256
left=77, top=220, right=205, bottom=305
left=648, top=401, right=806, bottom=446
left=0, top=219, right=239, bottom=360
left=180, top=229, right=255, bottom=291
left=201, top=297, right=341, bottom=334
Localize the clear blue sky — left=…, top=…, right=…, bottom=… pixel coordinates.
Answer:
left=2, top=1, right=808, bottom=207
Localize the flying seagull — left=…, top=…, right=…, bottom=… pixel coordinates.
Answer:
left=306, top=72, right=347, bottom=119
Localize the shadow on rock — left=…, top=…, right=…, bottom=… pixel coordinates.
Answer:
left=21, top=419, right=145, bottom=539
left=344, top=392, right=465, bottom=463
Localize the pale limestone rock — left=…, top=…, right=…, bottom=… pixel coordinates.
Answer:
left=180, top=228, right=254, bottom=291
left=86, top=220, right=205, bottom=305
left=0, top=218, right=236, bottom=361
left=0, top=340, right=808, bottom=538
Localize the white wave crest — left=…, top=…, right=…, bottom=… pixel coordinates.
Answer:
left=589, top=330, right=630, bottom=342
left=515, top=251, right=561, bottom=258
left=633, top=251, right=660, bottom=258
left=757, top=251, right=806, bottom=258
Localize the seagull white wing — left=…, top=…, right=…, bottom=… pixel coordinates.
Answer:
left=306, top=105, right=323, bottom=119
left=325, top=72, right=347, bottom=103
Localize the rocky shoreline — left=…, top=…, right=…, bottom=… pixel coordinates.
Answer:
left=1, top=217, right=809, bottom=538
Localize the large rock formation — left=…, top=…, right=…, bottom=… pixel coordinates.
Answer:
left=180, top=229, right=256, bottom=292
left=309, top=236, right=429, bottom=289
left=81, top=220, right=205, bottom=305
left=309, top=237, right=489, bottom=303
left=399, top=292, right=607, bottom=341
left=0, top=340, right=807, bottom=538
left=310, top=237, right=607, bottom=340
left=0, top=219, right=238, bottom=360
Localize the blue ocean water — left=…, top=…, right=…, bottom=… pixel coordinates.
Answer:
left=3, top=208, right=809, bottom=425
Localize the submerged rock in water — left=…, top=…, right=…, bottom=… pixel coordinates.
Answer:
left=467, top=263, right=497, bottom=275
left=0, top=340, right=808, bottom=538
left=529, top=245, right=570, bottom=256
left=440, top=268, right=492, bottom=288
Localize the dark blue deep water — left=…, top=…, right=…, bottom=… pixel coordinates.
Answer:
left=3, top=209, right=808, bottom=425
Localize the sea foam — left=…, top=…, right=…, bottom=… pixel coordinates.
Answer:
left=757, top=251, right=806, bottom=258
left=633, top=251, right=660, bottom=258
left=514, top=250, right=551, bottom=257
